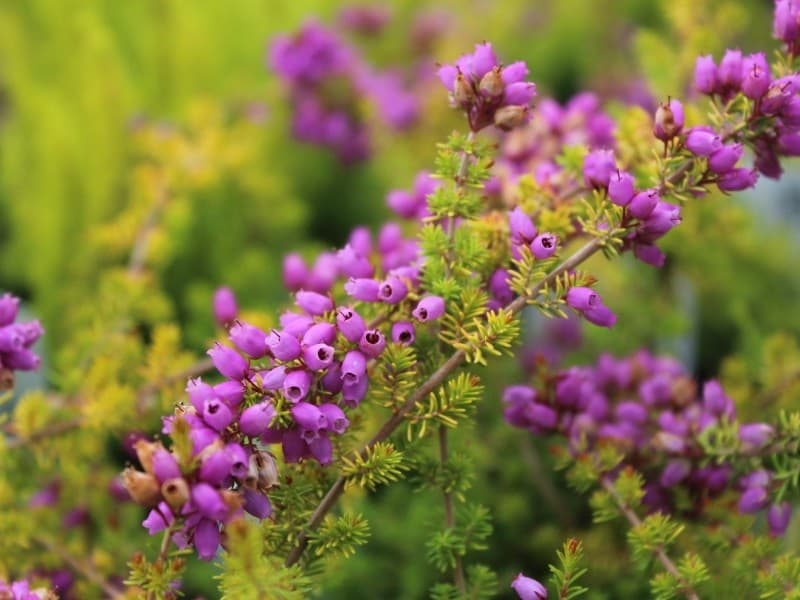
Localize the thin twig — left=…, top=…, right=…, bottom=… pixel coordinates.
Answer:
left=600, top=476, right=699, bottom=600
left=439, top=425, right=466, bottom=592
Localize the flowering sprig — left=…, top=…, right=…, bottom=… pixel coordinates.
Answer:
left=0, top=293, right=43, bottom=389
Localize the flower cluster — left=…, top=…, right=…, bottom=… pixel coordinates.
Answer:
left=493, top=92, right=615, bottom=194
left=0, top=579, right=54, bottom=600
left=386, top=170, right=440, bottom=221
left=437, top=42, right=537, bottom=131
left=511, top=573, right=547, bottom=599
left=503, top=350, right=791, bottom=533
left=269, top=20, right=419, bottom=162
left=0, top=293, right=43, bottom=384
left=692, top=47, right=800, bottom=181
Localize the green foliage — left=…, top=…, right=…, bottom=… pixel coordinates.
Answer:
left=372, top=343, right=419, bottom=411
left=311, top=512, right=370, bottom=558
left=341, top=442, right=409, bottom=491
left=426, top=504, right=493, bottom=573
left=548, top=538, right=589, bottom=600
left=627, top=514, right=684, bottom=570
left=407, top=373, right=485, bottom=439
left=217, top=520, right=312, bottom=600
left=126, top=549, right=188, bottom=600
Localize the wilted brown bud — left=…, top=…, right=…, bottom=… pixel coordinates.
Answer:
left=493, top=105, right=529, bottom=131
left=133, top=439, right=163, bottom=474
left=254, top=451, right=280, bottom=489
left=220, top=489, right=245, bottom=512
left=453, top=71, right=475, bottom=106
left=0, top=368, right=14, bottom=391
left=243, top=454, right=260, bottom=489
left=122, top=468, right=160, bottom=507
left=671, top=376, right=697, bottom=408
left=479, top=66, right=504, bottom=98
left=654, top=103, right=677, bottom=139
left=161, top=477, right=190, bottom=510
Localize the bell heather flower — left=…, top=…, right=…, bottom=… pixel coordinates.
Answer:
left=509, top=207, right=538, bottom=245
left=531, top=233, right=557, bottom=259
left=693, top=55, right=717, bottom=94
left=284, top=369, right=313, bottom=402
left=391, top=321, right=416, bottom=345
left=0, top=293, right=44, bottom=380
left=741, top=52, right=771, bottom=99
left=511, top=573, right=547, bottom=600
left=387, top=170, right=440, bottom=219
left=345, top=277, right=381, bottom=302
left=266, top=330, right=302, bottom=361
left=229, top=322, right=269, bottom=358
left=359, top=329, right=387, bottom=357
left=207, top=343, right=249, bottom=380
left=583, top=149, right=616, bottom=188
left=239, top=401, right=276, bottom=437
left=685, top=127, right=722, bottom=156
left=566, top=287, right=616, bottom=328
left=767, top=501, right=793, bottom=536
left=412, top=295, right=446, bottom=322
left=717, top=168, right=758, bottom=192
left=212, top=287, right=238, bottom=327
left=708, top=143, right=744, bottom=174
left=303, top=343, right=335, bottom=371
left=282, top=254, right=309, bottom=292
left=608, top=170, right=636, bottom=206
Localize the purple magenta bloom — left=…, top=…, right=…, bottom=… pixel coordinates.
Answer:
left=583, top=149, right=616, bottom=188
left=412, top=296, right=446, bottom=322
left=775, top=0, right=800, bottom=46
left=192, top=483, right=229, bottom=521
left=345, top=277, right=381, bottom=302
left=341, top=350, right=367, bottom=384
left=190, top=427, right=219, bottom=456
left=717, top=49, right=743, bottom=90
left=303, top=343, right=335, bottom=371
left=0, top=326, right=24, bottom=352
left=742, top=52, right=771, bottom=99
left=615, top=401, right=648, bottom=424
left=708, top=143, right=743, bottom=174
left=639, top=202, right=681, bottom=239
left=378, top=277, right=408, bottom=304
left=608, top=170, right=636, bottom=206
left=694, top=55, right=717, bottom=94
left=266, top=330, right=302, bottom=361
left=309, top=435, right=334, bottom=464
left=342, top=376, right=369, bottom=407
left=194, top=518, right=221, bottom=560
left=3, top=348, right=40, bottom=371
left=319, top=403, right=349, bottom=434
left=259, top=365, right=287, bottom=390
left=378, top=222, right=403, bottom=253
left=280, top=312, right=314, bottom=338
left=229, top=322, right=268, bottom=358
left=214, top=380, right=244, bottom=408
left=767, top=502, right=792, bottom=536
left=685, top=127, right=722, bottom=156
left=528, top=403, right=558, bottom=429
left=337, top=244, right=374, bottom=279
left=301, top=322, right=337, bottom=347
left=321, top=361, right=343, bottom=393
left=702, top=380, right=735, bottom=417
left=203, top=398, right=234, bottom=432
left=717, top=168, right=758, bottom=191
left=633, top=243, right=666, bottom=268
left=282, top=254, right=309, bottom=292
left=653, top=98, right=684, bottom=141
left=660, top=459, right=691, bottom=487
left=143, top=502, right=174, bottom=534
left=511, top=573, right=547, bottom=600
left=0, top=293, right=20, bottom=326
left=629, top=189, right=659, bottom=219
left=489, top=269, right=513, bottom=307
left=337, top=307, right=367, bottom=343
left=530, top=233, right=557, bottom=259
left=208, top=343, right=249, bottom=380
left=391, top=321, right=416, bottom=345
left=186, top=377, right=215, bottom=412
left=239, top=401, right=276, bottom=437
left=291, top=402, right=327, bottom=431
left=213, top=287, right=238, bottom=327
left=152, top=449, right=181, bottom=483
left=283, top=369, right=312, bottom=403
left=387, top=189, right=419, bottom=219
left=226, top=443, right=249, bottom=478
left=243, top=489, right=272, bottom=519
left=739, top=423, right=775, bottom=453
left=199, top=449, right=233, bottom=486
left=509, top=207, right=538, bottom=245
left=359, top=329, right=386, bottom=357
left=739, top=486, right=769, bottom=514
left=503, top=82, right=537, bottom=106
left=566, top=287, right=616, bottom=328
left=295, top=290, right=333, bottom=315
left=778, top=131, right=800, bottom=155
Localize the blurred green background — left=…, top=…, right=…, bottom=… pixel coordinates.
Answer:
left=1, top=0, right=798, bottom=598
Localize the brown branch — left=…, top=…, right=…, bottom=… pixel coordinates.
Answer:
left=599, top=476, right=699, bottom=600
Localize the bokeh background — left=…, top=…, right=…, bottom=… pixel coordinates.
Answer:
left=1, top=0, right=798, bottom=597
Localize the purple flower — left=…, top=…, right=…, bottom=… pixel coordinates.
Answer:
left=152, top=449, right=181, bottom=483
left=566, top=287, right=616, bottom=328
left=717, top=49, right=743, bottom=91
left=342, top=376, right=369, bottom=407
left=530, top=233, right=557, bottom=259
left=319, top=403, right=349, bottom=434
left=391, top=321, right=416, bottom=345
left=345, top=278, right=381, bottom=302
left=283, top=369, right=312, bottom=402
left=301, top=322, right=337, bottom=346
left=321, top=361, right=343, bottom=393
left=243, top=489, right=272, bottom=519
left=774, top=0, right=800, bottom=48
left=295, top=290, right=334, bottom=315
left=341, top=350, right=367, bottom=384
left=608, top=170, right=635, bottom=206
left=741, top=52, right=771, bottom=99
left=282, top=254, right=309, bottom=292
left=693, top=55, right=717, bottom=94
left=203, top=398, right=234, bottom=432
left=767, top=501, right=792, bottom=536
left=266, top=330, right=302, bottom=361
left=337, top=244, right=374, bottom=279
left=660, top=459, right=691, bottom=487
left=207, top=343, right=248, bottom=380
left=717, top=168, right=758, bottom=192
left=259, top=365, right=287, bottom=390
left=239, top=401, right=276, bottom=437
left=337, top=307, right=367, bottom=343
left=739, top=423, right=774, bottom=453
left=708, top=143, right=743, bottom=174
left=412, top=296, right=446, bottom=322
left=192, top=483, right=229, bottom=521
left=653, top=98, right=684, bottom=141
left=359, top=329, right=386, bottom=357
left=583, top=149, right=616, bottom=188
left=229, top=322, right=268, bottom=358
left=629, top=189, right=659, bottom=219
left=194, top=518, right=221, bottom=560
left=143, top=503, right=174, bottom=534
left=291, top=402, right=327, bottom=431
left=213, top=287, right=238, bottom=327
left=378, top=277, right=408, bottom=304
left=511, top=573, right=547, bottom=600
left=303, top=343, right=335, bottom=371
left=509, top=207, right=537, bottom=245
left=685, top=127, right=722, bottom=156
left=199, top=448, right=233, bottom=486
left=739, top=486, right=769, bottom=514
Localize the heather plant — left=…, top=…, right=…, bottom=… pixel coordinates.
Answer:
left=1, top=1, right=800, bottom=599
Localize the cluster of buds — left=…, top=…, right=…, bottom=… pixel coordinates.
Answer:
left=0, top=579, right=55, bottom=600
left=775, top=0, right=800, bottom=56
left=692, top=47, right=800, bottom=181
left=492, top=92, right=615, bottom=195
left=0, top=293, right=43, bottom=389
left=386, top=170, right=440, bottom=221
left=282, top=223, right=421, bottom=296
left=583, top=149, right=682, bottom=268
left=502, top=350, right=792, bottom=534
left=437, top=42, right=537, bottom=131
left=269, top=20, right=419, bottom=162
